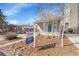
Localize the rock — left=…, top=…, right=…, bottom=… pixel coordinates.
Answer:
left=0, top=52, right=6, bottom=56
left=4, top=32, right=17, bottom=40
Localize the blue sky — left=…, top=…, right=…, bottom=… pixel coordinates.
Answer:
left=0, top=3, right=64, bottom=25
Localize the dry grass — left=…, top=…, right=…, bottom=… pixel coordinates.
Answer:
left=0, top=35, right=79, bottom=56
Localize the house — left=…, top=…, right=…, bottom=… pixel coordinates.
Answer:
left=34, top=14, right=63, bottom=34
left=34, top=3, right=79, bottom=34
left=64, top=3, right=79, bottom=34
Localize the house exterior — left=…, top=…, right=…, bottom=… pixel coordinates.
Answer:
left=34, top=3, right=79, bottom=34
left=34, top=15, right=63, bottom=33
left=64, top=3, right=79, bottom=33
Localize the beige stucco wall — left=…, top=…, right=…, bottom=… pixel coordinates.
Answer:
left=69, top=3, right=78, bottom=33
left=37, top=21, right=60, bottom=33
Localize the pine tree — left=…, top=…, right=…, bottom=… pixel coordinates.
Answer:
left=0, top=9, right=8, bottom=33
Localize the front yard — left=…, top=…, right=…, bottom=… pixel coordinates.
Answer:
left=0, top=34, right=79, bottom=56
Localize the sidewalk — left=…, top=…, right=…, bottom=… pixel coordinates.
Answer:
left=0, top=35, right=5, bottom=41
left=66, top=34, right=79, bottom=48
left=0, top=34, right=26, bottom=48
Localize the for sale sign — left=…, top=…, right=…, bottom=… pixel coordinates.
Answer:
left=25, top=28, right=34, bottom=44
left=26, top=28, right=34, bottom=36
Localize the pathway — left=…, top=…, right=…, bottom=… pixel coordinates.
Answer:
left=0, top=34, right=26, bottom=48
left=0, top=35, right=5, bottom=41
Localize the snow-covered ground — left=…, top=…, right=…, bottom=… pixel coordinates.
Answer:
left=0, top=34, right=26, bottom=48
left=0, top=35, right=5, bottom=41
left=66, top=34, right=79, bottom=48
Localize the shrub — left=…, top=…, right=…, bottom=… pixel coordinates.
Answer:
left=68, top=28, right=73, bottom=33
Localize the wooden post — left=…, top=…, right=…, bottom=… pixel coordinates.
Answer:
left=43, top=22, right=45, bottom=32
left=61, top=26, right=64, bottom=48
left=34, top=24, right=36, bottom=48
left=61, top=22, right=65, bottom=48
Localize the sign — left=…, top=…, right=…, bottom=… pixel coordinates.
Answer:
left=25, top=28, right=34, bottom=44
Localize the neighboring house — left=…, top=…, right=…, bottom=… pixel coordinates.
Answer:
left=16, top=25, right=34, bottom=34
